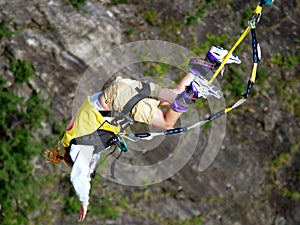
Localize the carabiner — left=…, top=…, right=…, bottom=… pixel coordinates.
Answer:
left=114, top=134, right=129, bottom=152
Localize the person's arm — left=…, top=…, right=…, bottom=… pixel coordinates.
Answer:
left=176, top=72, right=195, bottom=92
left=78, top=205, right=88, bottom=222
left=69, top=145, right=92, bottom=222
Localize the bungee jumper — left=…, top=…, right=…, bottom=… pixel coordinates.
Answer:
left=46, top=46, right=240, bottom=221
left=46, top=0, right=275, bottom=222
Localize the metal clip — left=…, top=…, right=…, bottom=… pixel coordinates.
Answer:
left=114, top=134, right=129, bottom=152
left=248, top=19, right=256, bottom=29
left=248, top=12, right=262, bottom=29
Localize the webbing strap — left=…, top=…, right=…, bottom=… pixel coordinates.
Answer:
left=110, top=150, right=123, bottom=179
left=122, top=82, right=151, bottom=114
left=99, top=82, right=151, bottom=117
left=98, top=111, right=120, bottom=117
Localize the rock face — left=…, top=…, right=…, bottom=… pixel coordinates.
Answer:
left=1, top=0, right=299, bottom=225
left=1, top=0, right=122, bottom=120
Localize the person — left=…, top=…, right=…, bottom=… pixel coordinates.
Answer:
left=46, top=45, right=241, bottom=222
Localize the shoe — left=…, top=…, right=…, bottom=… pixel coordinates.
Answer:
left=171, top=75, right=222, bottom=113
left=171, top=90, right=195, bottom=113
left=206, top=45, right=241, bottom=68
left=188, top=75, right=222, bottom=99
left=188, top=58, right=215, bottom=76
left=188, top=46, right=241, bottom=77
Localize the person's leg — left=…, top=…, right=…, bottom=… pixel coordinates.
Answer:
left=150, top=72, right=196, bottom=130
left=151, top=72, right=221, bottom=129
left=150, top=45, right=242, bottom=129
left=176, top=72, right=195, bottom=92
left=150, top=107, right=181, bottom=130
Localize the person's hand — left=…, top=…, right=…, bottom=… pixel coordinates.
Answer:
left=78, top=204, right=88, bottom=222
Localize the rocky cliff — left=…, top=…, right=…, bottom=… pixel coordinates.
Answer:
left=1, top=0, right=299, bottom=224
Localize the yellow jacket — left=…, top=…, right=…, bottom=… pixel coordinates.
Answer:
left=60, top=96, right=120, bottom=147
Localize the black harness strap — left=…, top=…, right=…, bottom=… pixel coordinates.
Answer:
left=99, top=82, right=151, bottom=117
left=110, top=150, right=123, bottom=179
left=122, top=82, right=151, bottom=114
left=98, top=110, right=116, bottom=117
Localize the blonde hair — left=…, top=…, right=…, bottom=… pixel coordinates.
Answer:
left=45, top=145, right=74, bottom=168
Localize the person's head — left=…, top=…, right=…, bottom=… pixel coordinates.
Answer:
left=45, top=145, right=74, bottom=168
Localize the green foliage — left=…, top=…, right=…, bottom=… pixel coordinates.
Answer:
left=270, top=52, right=300, bottom=68
left=69, top=0, right=87, bottom=10
left=89, top=187, right=130, bottom=220
left=184, top=0, right=215, bottom=25
left=294, top=38, right=300, bottom=44
left=169, top=216, right=203, bottom=225
left=241, top=7, right=254, bottom=27
left=53, top=121, right=67, bottom=135
left=147, top=205, right=204, bottom=225
left=111, top=0, right=128, bottom=5
left=274, top=75, right=300, bottom=117
left=144, top=10, right=157, bottom=25
left=224, top=66, right=245, bottom=96
left=64, top=195, right=81, bottom=215
left=0, top=80, right=24, bottom=136
left=201, top=121, right=212, bottom=133
left=143, top=62, right=171, bottom=78
left=123, top=28, right=136, bottom=36
left=24, top=92, right=51, bottom=128
left=99, top=195, right=119, bottom=219
left=0, top=64, right=50, bottom=224
left=191, top=32, right=230, bottom=56
left=267, top=143, right=300, bottom=201
left=0, top=19, right=15, bottom=40
left=10, top=59, right=35, bottom=84
left=256, top=67, right=269, bottom=85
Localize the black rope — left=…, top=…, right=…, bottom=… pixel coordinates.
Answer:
left=110, top=149, right=123, bottom=179
left=90, top=145, right=117, bottom=179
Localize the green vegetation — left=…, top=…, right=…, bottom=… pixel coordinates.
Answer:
left=123, top=28, right=136, bottom=36
left=71, top=0, right=87, bottom=10
left=225, top=66, right=245, bottom=96
left=0, top=0, right=298, bottom=224
left=99, top=195, right=119, bottom=219
left=0, top=62, right=50, bottom=224
left=64, top=194, right=81, bottom=215
left=137, top=0, right=216, bottom=42
left=269, top=51, right=300, bottom=68
left=117, top=189, right=205, bottom=225
left=10, top=59, right=35, bottom=84
left=88, top=187, right=130, bottom=220
left=184, top=0, right=215, bottom=25
left=241, top=7, right=254, bottom=27
left=166, top=216, right=203, bottom=225
left=111, top=0, right=128, bottom=5
left=143, top=62, right=171, bottom=78
left=256, top=67, right=269, bottom=85
left=190, top=32, right=231, bottom=55
left=0, top=19, right=15, bottom=40
left=63, top=0, right=87, bottom=10
left=144, top=10, right=157, bottom=25
left=267, top=142, right=300, bottom=201
left=271, top=74, right=300, bottom=117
